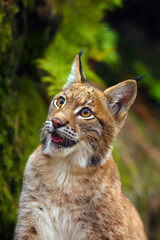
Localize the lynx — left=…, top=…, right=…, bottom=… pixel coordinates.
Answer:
left=14, top=51, right=147, bottom=240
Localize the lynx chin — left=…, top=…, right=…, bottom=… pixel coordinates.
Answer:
left=14, top=51, right=147, bottom=240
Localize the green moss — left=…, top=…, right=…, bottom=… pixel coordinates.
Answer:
left=0, top=76, right=47, bottom=239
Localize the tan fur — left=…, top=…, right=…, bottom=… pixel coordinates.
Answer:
left=14, top=55, right=147, bottom=240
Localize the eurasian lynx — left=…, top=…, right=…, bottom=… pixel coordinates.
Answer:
left=14, top=51, right=147, bottom=240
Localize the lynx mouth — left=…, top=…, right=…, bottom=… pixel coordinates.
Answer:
left=51, top=131, right=77, bottom=148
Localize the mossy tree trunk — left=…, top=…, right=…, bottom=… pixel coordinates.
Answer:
left=0, top=1, right=55, bottom=239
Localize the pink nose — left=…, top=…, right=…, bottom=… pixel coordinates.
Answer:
left=51, top=118, right=63, bottom=128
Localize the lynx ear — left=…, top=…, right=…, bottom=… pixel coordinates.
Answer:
left=104, top=80, right=137, bottom=124
left=64, top=50, right=88, bottom=88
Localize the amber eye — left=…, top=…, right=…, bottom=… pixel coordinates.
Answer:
left=55, top=97, right=65, bottom=108
left=80, top=108, right=92, bottom=118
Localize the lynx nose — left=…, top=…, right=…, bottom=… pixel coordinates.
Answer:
left=51, top=118, right=63, bottom=128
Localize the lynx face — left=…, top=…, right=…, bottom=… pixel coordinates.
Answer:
left=42, top=84, right=116, bottom=167
left=41, top=53, right=137, bottom=167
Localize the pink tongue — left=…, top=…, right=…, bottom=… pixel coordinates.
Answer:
left=51, top=133, right=65, bottom=143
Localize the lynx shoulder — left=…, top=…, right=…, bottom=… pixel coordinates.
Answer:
left=14, top=52, right=147, bottom=240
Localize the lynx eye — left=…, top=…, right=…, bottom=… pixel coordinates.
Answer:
left=80, top=108, right=92, bottom=118
left=55, top=97, right=65, bottom=108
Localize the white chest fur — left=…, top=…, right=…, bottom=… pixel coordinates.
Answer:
left=50, top=205, right=86, bottom=240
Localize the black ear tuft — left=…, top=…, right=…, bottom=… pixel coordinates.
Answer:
left=78, top=48, right=84, bottom=58
left=78, top=49, right=88, bottom=83
left=135, top=75, right=146, bottom=82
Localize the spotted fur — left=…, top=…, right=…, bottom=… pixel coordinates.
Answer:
left=14, top=53, right=147, bottom=240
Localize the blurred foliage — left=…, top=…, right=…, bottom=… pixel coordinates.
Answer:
left=38, top=0, right=122, bottom=96
left=0, top=1, right=48, bottom=239
left=104, top=0, right=160, bottom=104
left=134, top=61, right=160, bottom=102
left=0, top=77, right=47, bottom=239
left=113, top=110, right=160, bottom=239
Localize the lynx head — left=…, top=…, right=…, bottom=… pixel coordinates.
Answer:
left=41, top=51, right=137, bottom=168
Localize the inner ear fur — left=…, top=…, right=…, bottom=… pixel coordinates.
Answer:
left=64, top=55, right=81, bottom=89
left=104, top=80, right=137, bottom=122
left=63, top=51, right=88, bottom=89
